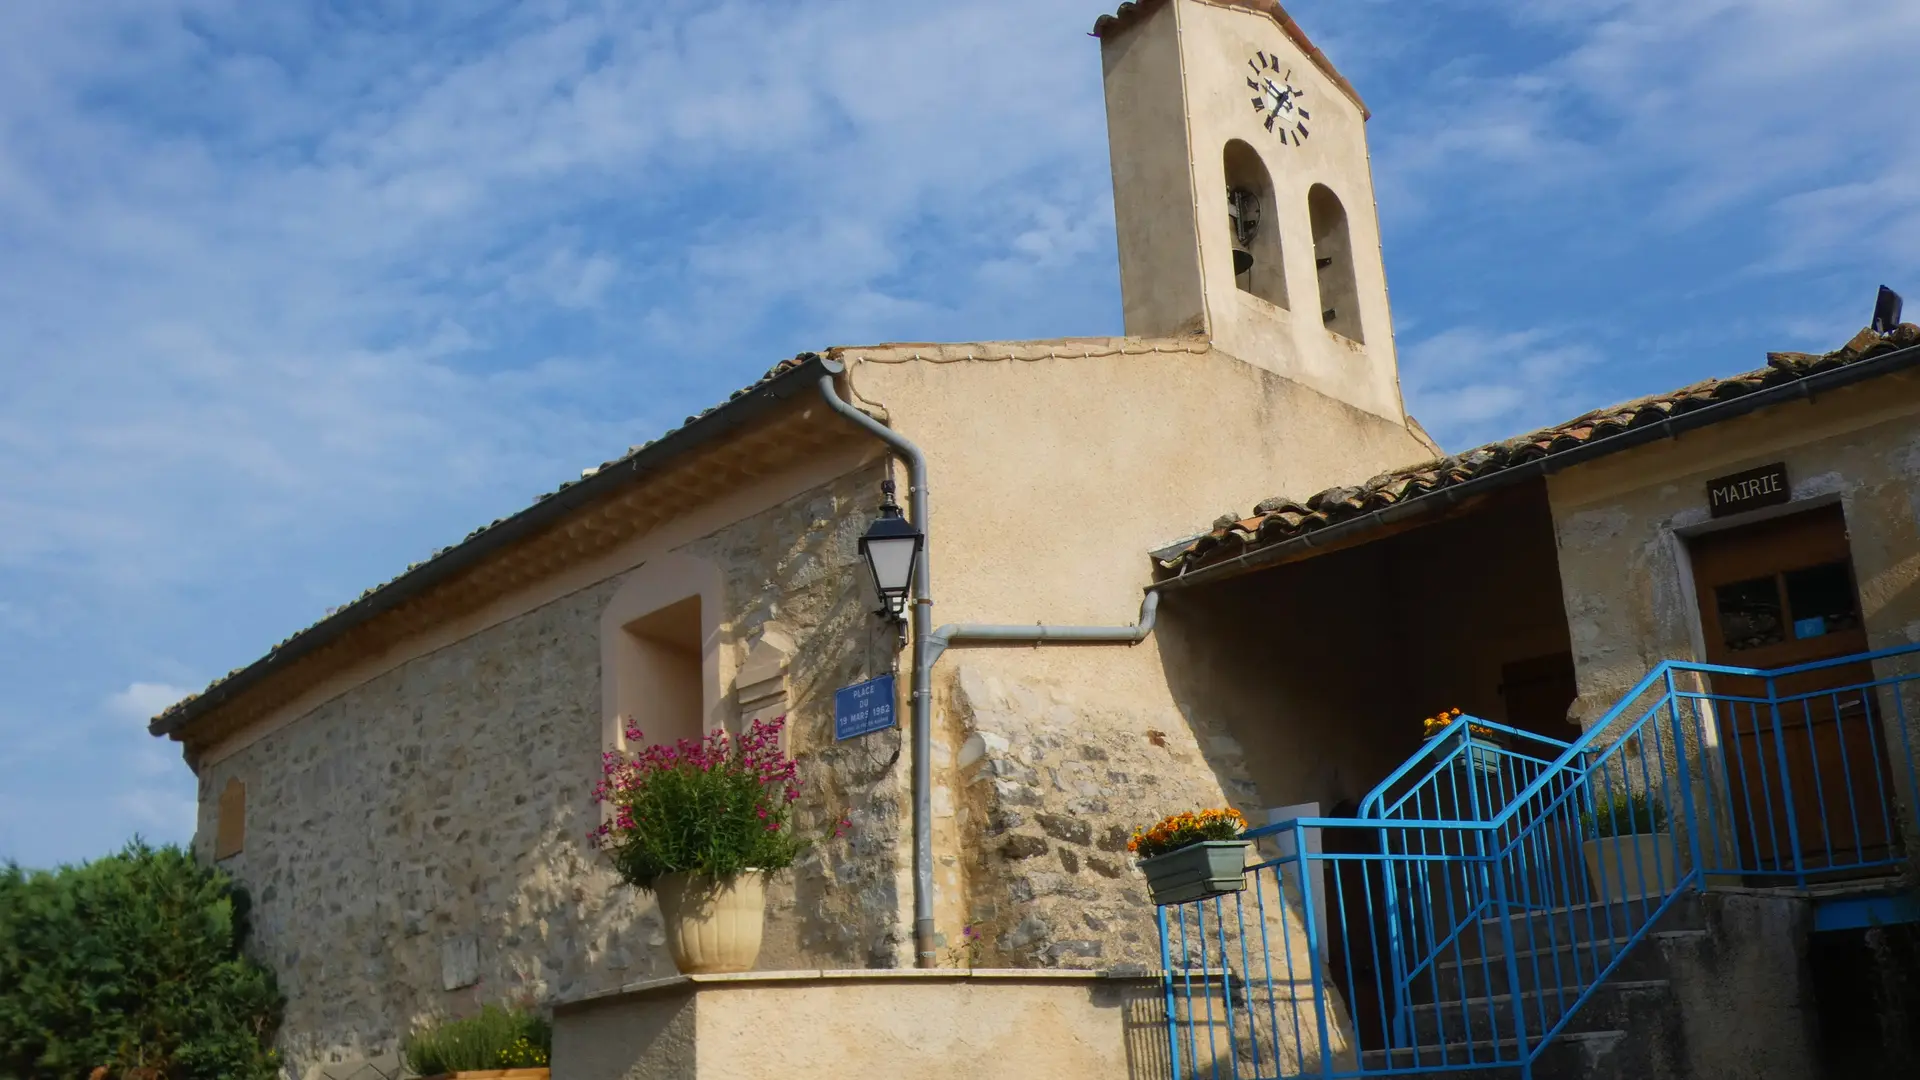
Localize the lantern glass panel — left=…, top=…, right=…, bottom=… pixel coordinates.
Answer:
left=865, top=535, right=918, bottom=599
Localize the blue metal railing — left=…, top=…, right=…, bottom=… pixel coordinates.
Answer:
left=1155, top=643, right=1920, bottom=1079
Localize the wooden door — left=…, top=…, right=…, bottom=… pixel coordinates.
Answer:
left=1501, top=652, right=1580, bottom=737
left=1688, top=504, right=1895, bottom=879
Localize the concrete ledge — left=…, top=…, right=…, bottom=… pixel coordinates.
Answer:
left=552, top=968, right=1171, bottom=1080
left=554, top=967, right=1164, bottom=1012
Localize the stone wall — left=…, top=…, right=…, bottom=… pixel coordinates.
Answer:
left=944, top=657, right=1228, bottom=968
left=944, top=657, right=1262, bottom=970
left=938, top=655, right=1356, bottom=1073
left=195, top=460, right=905, bottom=1077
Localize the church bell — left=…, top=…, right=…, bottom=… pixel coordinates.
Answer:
left=1228, top=187, right=1259, bottom=276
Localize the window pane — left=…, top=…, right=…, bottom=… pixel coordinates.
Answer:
left=1715, top=576, right=1784, bottom=650
left=1783, top=561, right=1860, bottom=640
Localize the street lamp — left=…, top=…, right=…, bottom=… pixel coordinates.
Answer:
left=859, top=478, right=923, bottom=623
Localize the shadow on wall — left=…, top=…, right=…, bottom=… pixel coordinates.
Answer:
left=1153, top=481, right=1577, bottom=819
left=1116, top=980, right=1174, bottom=1080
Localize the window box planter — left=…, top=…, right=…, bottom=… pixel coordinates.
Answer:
left=419, top=1071, right=550, bottom=1079
left=1464, top=743, right=1503, bottom=775
left=1139, top=840, right=1251, bottom=906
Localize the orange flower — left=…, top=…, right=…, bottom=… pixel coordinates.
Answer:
left=1128, top=807, right=1247, bottom=860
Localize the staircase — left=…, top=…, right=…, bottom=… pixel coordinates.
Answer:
left=1154, top=643, right=1920, bottom=1080
left=1362, top=893, right=1702, bottom=1079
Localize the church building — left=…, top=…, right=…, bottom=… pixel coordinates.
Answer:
left=148, top=3, right=1920, bottom=1079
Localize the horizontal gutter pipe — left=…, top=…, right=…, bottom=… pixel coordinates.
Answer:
left=1157, top=342, right=1920, bottom=593
left=817, top=357, right=1164, bottom=965
left=926, top=590, right=1160, bottom=667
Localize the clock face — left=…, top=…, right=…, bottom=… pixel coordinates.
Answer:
left=1246, top=51, right=1310, bottom=146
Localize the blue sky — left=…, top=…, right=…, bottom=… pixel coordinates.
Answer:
left=3, top=0, right=1916, bottom=868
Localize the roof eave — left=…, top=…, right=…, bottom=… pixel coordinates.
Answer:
left=1156, top=342, right=1920, bottom=590
left=150, top=354, right=833, bottom=741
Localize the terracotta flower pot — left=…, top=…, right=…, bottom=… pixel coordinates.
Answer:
left=656, top=869, right=767, bottom=974
left=1138, top=840, right=1250, bottom=906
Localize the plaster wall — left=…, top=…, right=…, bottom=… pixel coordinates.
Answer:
left=1546, top=374, right=1920, bottom=860
left=1546, top=375, right=1920, bottom=714
left=195, top=456, right=908, bottom=1078
left=551, top=970, right=1168, bottom=1080
left=1101, top=1, right=1404, bottom=421
left=838, top=341, right=1430, bottom=977
left=1101, top=2, right=1205, bottom=339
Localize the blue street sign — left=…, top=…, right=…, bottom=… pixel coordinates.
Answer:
left=834, top=674, right=897, bottom=741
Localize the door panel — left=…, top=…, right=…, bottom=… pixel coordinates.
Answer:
left=1687, top=504, right=1894, bottom=878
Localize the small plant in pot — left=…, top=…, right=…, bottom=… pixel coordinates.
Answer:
left=1422, top=707, right=1502, bottom=773
left=591, top=715, right=805, bottom=975
left=1579, top=791, right=1674, bottom=903
left=1129, top=807, right=1249, bottom=906
left=401, top=1004, right=550, bottom=1079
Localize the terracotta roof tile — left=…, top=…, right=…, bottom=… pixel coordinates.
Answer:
left=1154, top=324, right=1920, bottom=578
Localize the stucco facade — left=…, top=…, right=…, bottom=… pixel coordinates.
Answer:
left=176, top=329, right=1431, bottom=1075
left=829, top=338, right=1430, bottom=968
left=552, top=970, right=1168, bottom=1080
left=1547, top=367, right=1920, bottom=715
left=1102, top=0, right=1405, bottom=422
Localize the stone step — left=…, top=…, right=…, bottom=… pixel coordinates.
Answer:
left=1417, top=934, right=1675, bottom=1001
left=1405, top=978, right=1674, bottom=1048
left=1360, top=1029, right=1635, bottom=1079
left=1427, top=891, right=1703, bottom=963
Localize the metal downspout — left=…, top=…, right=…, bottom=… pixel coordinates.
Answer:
left=817, top=358, right=1163, bottom=967
left=816, top=359, right=938, bottom=967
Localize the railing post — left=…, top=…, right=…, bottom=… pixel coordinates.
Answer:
left=1666, top=671, right=1703, bottom=887
left=1379, top=820, right=1410, bottom=1049
left=1462, top=739, right=1494, bottom=910
left=1295, top=822, right=1335, bottom=1078
left=1158, top=905, right=1183, bottom=1080
left=1766, top=676, right=1806, bottom=887
left=1492, top=837, right=1530, bottom=1070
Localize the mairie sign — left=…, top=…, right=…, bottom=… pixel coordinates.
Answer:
left=834, top=674, right=897, bottom=741
left=1706, top=461, right=1790, bottom=519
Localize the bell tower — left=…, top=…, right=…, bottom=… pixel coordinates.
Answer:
left=1095, top=0, right=1405, bottom=423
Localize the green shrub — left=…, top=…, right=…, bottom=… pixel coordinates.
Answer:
left=1581, top=791, right=1668, bottom=838
left=0, top=840, right=283, bottom=1080
left=401, top=1005, right=551, bottom=1075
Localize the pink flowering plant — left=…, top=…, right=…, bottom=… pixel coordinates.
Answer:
left=591, top=716, right=806, bottom=891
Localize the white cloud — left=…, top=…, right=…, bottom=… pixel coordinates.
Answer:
left=114, top=786, right=198, bottom=841
left=0, top=0, right=1124, bottom=866
left=1336, top=0, right=1920, bottom=281
left=105, top=682, right=195, bottom=723
left=1401, top=326, right=1604, bottom=451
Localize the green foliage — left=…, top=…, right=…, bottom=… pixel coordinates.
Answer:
left=401, top=1005, right=550, bottom=1075
left=0, top=840, right=283, bottom=1080
left=1581, top=791, right=1668, bottom=838
left=593, top=717, right=806, bottom=891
